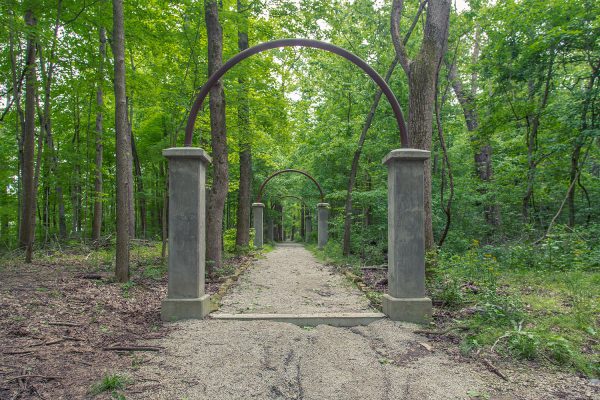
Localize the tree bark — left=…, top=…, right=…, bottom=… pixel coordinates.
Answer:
left=341, top=0, right=426, bottom=256
left=235, top=0, right=252, bottom=250
left=112, top=0, right=132, bottom=282
left=446, top=41, right=499, bottom=226
left=21, top=9, right=38, bottom=262
left=205, top=0, right=229, bottom=274
left=522, top=52, right=555, bottom=222
left=92, top=27, right=106, bottom=241
left=8, top=10, right=26, bottom=243
left=568, top=68, right=597, bottom=227
left=391, top=0, right=451, bottom=250
left=128, top=93, right=145, bottom=238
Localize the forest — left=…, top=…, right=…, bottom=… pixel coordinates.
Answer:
left=0, top=0, right=599, bottom=397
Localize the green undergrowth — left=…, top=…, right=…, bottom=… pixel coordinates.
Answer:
left=429, top=236, right=599, bottom=377
left=89, top=373, right=130, bottom=397
left=309, top=232, right=600, bottom=378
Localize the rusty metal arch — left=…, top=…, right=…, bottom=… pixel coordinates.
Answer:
left=270, top=195, right=310, bottom=210
left=257, top=169, right=324, bottom=203
left=184, top=38, right=409, bottom=148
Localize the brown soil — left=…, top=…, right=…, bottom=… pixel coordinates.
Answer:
left=0, top=246, right=250, bottom=399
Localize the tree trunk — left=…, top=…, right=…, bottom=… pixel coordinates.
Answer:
left=112, top=0, right=132, bottom=282
left=522, top=53, right=555, bottom=222
left=92, top=27, right=106, bottom=241
left=446, top=53, right=499, bottom=226
left=391, top=0, right=451, bottom=250
left=342, top=0, right=427, bottom=256
left=568, top=70, right=597, bottom=227
left=235, top=0, right=252, bottom=250
left=128, top=94, right=145, bottom=238
left=205, top=0, right=229, bottom=274
left=8, top=10, right=26, bottom=244
left=21, top=9, right=38, bottom=262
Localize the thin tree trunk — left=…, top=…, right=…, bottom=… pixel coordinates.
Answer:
left=235, top=0, right=252, bottom=250
left=8, top=10, right=26, bottom=243
left=446, top=45, right=499, bottom=226
left=205, top=0, right=229, bottom=274
left=341, top=0, right=426, bottom=256
left=391, top=0, right=451, bottom=250
left=522, top=53, right=555, bottom=221
left=128, top=94, right=145, bottom=238
left=568, top=70, right=597, bottom=227
left=22, top=9, right=38, bottom=262
left=92, top=27, right=106, bottom=241
left=112, top=0, right=132, bottom=282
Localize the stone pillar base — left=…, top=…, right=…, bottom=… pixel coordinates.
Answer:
left=382, top=294, right=432, bottom=324
left=161, top=294, right=212, bottom=321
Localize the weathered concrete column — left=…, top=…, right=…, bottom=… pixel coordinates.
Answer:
left=161, top=148, right=212, bottom=321
left=382, top=149, right=432, bottom=323
left=252, top=203, right=265, bottom=248
left=304, top=214, right=312, bottom=243
left=317, top=203, right=329, bottom=249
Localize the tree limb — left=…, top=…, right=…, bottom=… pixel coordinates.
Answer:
left=390, top=0, right=413, bottom=74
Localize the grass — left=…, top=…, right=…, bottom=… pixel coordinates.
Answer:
left=89, top=373, right=130, bottom=396
left=428, top=241, right=600, bottom=377
left=309, top=236, right=599, bottom=377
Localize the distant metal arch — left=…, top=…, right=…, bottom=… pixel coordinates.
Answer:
left=184, top=38, right=409, bottom=148
left=271, top=195, right=310, bottom=210
left=257, top=169, right=324, bottom=203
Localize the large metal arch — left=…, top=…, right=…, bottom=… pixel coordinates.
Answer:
left=257, top=169, right=324, bottom=203
left=184, top=38, right=409, bottom=148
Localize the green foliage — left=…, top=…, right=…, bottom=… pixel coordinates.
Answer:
left=89, top=373, right=130, bottom=396
left=430, top=240, right=599, bottom=377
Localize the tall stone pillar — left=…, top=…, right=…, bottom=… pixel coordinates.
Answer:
left=317, top=203, right=329, bottom=249
left=161, top=148, right=212, bottom=321
left=304, top=214, right=312, bottom=243
left=382, top=149, right=432, bottom=323
left=252, top=203, right=265, bottom=248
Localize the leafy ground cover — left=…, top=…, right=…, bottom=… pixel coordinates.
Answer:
left=0, top=242, right=252, bottom=399
left=310, top=229, right=600, bottom=379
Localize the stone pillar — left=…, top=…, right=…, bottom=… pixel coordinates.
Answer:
left=317, top=203, right=329, bottom=249
left=252, top=203, right=264, bottom=248
left=382, top=149, right=432, bottom=323
left=304, top=214, right=312, bottom=243
left=161, top=148, right=212, bottom=321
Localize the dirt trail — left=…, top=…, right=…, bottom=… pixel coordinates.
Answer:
left=217, top=243, right=373, bottom=314
left=126, top=244, right=598, bottom=400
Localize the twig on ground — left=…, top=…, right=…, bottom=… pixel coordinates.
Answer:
left=481, top=358, right=509, bottom=381
left=5, top=375, right=59, bottom=382
left=102, top=346, right=162, bottom=352
left=47, top=321, right=80, bottom=327
left=413, top=326, right=469, bottom=335
left=3, top=350, right=34, bottom=355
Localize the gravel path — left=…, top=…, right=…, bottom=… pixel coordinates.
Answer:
left=217, top=243, right=373, bottom=314
left=125, top=244, right=599, bottom=400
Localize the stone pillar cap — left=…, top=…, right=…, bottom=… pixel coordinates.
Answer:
left=317, top=203, right=329, bottom=208
left=163, top=147, right=212, bottom=164
left=252, top=202, right=265, bottom=207
left=382, top=148, right=430, bottom=165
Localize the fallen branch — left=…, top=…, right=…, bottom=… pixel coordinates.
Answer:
left=48, top=321, right=80, bottom=327
left=62, top=336, right=83, bottom=342
left=481, top=358, right=509, bottom=381
left=103, top=346, right=162, bottom=352
left=3, top=350, right=34, bottom=355
left=5, top=375, right=59, bottom=381
left=413, top=326, right=469, bottom=336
